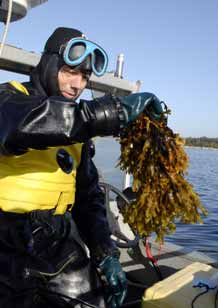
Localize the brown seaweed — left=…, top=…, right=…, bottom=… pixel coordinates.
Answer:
left=118, top=112, right=207, bottom=242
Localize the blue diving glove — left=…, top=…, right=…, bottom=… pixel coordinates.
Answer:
left=99, top=255, right=127, bottom=308
left=119, top=92, right=164, bottom=123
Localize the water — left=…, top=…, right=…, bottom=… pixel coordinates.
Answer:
left=94, top=138, right=218, bottom=260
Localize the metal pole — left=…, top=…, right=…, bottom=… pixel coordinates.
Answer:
left=122, top=172, right=132, bottom=190
left=121, top=81, right=143, bottom=190
left=114, top=53, right=124, bottom=78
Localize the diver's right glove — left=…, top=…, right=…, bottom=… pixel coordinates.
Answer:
left=118, top=92, right=164, bottom=123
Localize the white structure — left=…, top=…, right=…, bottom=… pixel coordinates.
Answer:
left=0, top=0, right=48, bottom=22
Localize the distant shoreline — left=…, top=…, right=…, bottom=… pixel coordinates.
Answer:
left=184, top=137, right=218, bottom=149
left=185, top=145, right=218, bottom=150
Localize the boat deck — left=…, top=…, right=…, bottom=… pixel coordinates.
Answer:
left=108, top=200, right=216, bottom=307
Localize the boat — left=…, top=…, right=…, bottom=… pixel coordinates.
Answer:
left=0, top=2, right=218, bottom=307
left=101, top=181, right=218, bottom=307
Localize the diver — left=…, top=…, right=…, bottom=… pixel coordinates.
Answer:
left=0, top=27, right=163, bottom=308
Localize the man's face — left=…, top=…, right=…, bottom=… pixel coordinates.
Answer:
left=58, top=65, right=89, bottom=100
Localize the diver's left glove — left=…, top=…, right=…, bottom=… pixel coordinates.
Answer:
left=118, top=92, right=164, bottom=123
left=79, top=92, right=165, bottom=140
left=99, top=255, right=127, bottom=308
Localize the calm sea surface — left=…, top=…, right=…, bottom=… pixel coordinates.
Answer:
left=94, top=138, right=218, bottom=260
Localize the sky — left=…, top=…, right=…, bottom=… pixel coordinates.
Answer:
left=0, top=0, right=217, bottom=137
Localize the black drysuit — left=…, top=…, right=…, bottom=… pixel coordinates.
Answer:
left=0, top=73, right=124, bottom=307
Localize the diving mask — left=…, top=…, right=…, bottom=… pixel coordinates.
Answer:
left=60, top=38, right=108, bottom=77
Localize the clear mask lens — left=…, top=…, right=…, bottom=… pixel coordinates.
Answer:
left=68, top=43, right=86, bottom=61
left=94, top=49, right=105, bottom=73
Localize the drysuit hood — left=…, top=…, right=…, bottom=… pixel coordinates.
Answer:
left=30, top=27, right=92, bottom=97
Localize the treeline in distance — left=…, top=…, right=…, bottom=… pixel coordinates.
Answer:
left=184, top=137, right=218, bottom=149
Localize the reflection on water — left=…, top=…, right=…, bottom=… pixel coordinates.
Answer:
left=94, top=138, right=218, bottom=260
left=166, top=147, right=218, bottom=260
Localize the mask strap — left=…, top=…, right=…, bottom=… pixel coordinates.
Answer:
left=59, top=43, right=67, bottom=55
